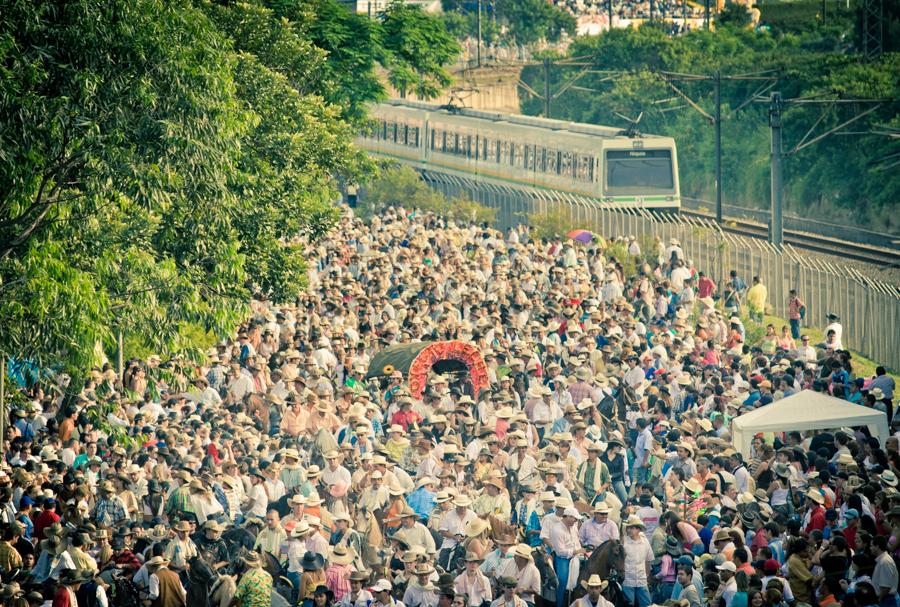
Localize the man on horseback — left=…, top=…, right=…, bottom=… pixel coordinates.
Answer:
left=574, top=444, right=610, bottom=507
left=570, top=576, right=613, bottom=607
left=195, top=520, right=229, bottom=572
left=577, top=503, right=618, bottom=552
left=496, top=545, right=542, bottom=607
left=438, top=496, right=476, bottom=571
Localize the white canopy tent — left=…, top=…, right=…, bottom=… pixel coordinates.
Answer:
left=731, top=390, right=889, bottom=457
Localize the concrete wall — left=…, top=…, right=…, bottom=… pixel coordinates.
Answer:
left=385, top=65, right=523, bottom=113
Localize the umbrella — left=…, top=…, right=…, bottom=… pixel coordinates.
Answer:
left=567, top=229, right=594, bottom=243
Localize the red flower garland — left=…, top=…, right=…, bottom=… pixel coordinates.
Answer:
left=408, top=340, right=489, bottom=399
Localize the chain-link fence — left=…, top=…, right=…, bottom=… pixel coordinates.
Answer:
left=420, top=171, right=900, bottom=370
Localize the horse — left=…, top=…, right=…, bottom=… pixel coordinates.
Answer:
left=105, top=569, right=143, bottom=607
left=222, top=526, right=257, bottom=562
left=261, top=552, right=293, bottom=601
left=574, top=540, right=625, bottom=604
left=353, top=508, right=386, bottom=574
left=532, top=544, right=559, bottom=607
left=186, top=556, right=236, bottom=607
left=487, top=515, right=517, bottom=543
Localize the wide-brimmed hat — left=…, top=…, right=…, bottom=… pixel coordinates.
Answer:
left=240, top=551, right=263, bottom=568
left=204, top=520, right=225, bottom=533
left=513, top=544, right=533, bottom=560
left=464, top=518, right=490, bottom=538
left=580, top=575, right=608, bottom=591
left=145, top=556, right=171, bottom=569
left=806, top=489, right=825, bottom=504
left=624, top=515, right=645, bottom=529
left=291, top=520, right=312, bottom=538
left=148, top=524, right=169, bottom=541
left=464, top=551, right=483, bottom=562
left=173, top=520, right=192, bottom=532
left=301, top=551, right=326, bottom=570
left=712, top=529, right=732, bottom=543
left=592, top=502, right=611, bottom=514
left=683, top=478, right=704, bottom=494
left=330, top=545, right=355, bottom=565
left=412, top=563, right=435, bottom=576
left=881, top=470, right=899, bottom=487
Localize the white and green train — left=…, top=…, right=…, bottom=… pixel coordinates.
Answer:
left=357, top=100, right=681, bottom=211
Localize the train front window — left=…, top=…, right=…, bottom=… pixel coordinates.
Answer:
left=605, top=149, right=674, bottom=191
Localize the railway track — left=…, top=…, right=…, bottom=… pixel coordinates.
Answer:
left=681, top=209, right=900, bottom=268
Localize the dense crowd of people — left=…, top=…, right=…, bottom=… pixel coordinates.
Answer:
left=0, top=205, right=896, bottom=607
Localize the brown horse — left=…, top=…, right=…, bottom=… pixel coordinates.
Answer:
left=574, top=540, right=625, bottom=602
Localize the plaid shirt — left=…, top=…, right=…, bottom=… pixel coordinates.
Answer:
left=94, top=496, right=128, bottom=527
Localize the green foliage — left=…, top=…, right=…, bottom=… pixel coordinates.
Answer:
left=495, top=0, right=577, bottom=45
left=441, top=0, right=575, bottom=45
left=0, top=0, right=369, bottom=371
left=362, top=165, right=496, bottom=224
left=379, top=2, right=461, bottom=99
left=526, top=207, right=576, bottom=240
left=519, top=26, right=900, bottom=232
left=717, top=3, right=753, bottom=27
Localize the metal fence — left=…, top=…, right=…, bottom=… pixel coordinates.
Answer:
left=420, top=171, right=900, bottom=371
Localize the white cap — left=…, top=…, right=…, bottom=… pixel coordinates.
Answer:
left=716, top=562, right=737, bottom=572
left=562, top=507, right=581, bottom=518
left=371, top=579, right=392, bottom=593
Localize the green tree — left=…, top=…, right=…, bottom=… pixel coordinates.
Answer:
left=0, top=0, right=367, bottom=370
left=379, top=1, right=461, bottom=98
left=497, top=0, right=576, bottom=45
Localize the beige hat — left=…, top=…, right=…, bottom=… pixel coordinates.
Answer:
left=512, top=544, right=533, bottom=560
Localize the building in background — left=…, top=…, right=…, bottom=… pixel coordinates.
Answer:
left=337, top=0, right=441, bottom=15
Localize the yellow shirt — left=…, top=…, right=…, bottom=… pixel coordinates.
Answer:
left=747, top=284, right=768, bottom=310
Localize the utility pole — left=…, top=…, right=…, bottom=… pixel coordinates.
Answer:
left=608, top=0, right=614, bottom=32
left=476, top=0, right=482, bottom=68
left=714, top=70, right=723, bottom=223
left=769, top=91, right=784, bottom=249
left=543, top=58, right=552, bottom=118
left=659, top=69, right=778, bottom=224
left=705, top=0, right=710, bottom=29
left=650, top=0, right=655, bottom=22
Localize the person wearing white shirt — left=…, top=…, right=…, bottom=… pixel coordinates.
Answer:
left=321, top=454, right=352, bottom=490
left=549, top=508, right=584, bottom=607
left=455, top=554, right=493, bottom=607
left=496, top=544, right=542, bottom=605
left=824, top=315, right=843, bottom=350
left=438, top=500, right=477, bottom=552
left=621, top=517, right=653, bottom=607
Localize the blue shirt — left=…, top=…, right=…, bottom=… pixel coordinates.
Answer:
left=407, top=488, right=436, bottom=523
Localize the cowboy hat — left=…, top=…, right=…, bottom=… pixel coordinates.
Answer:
left=513, top=544, right=533, bottom=560
left=330, top=545, right=356, bottom=565
left=806, top=489, right=825, bottom=505
left=464, top=518, right=490, bottom=538
left=463, top=551, right=483, bottom=562
left=624, top=515, right=645, bottom=529
left=291, top=521, right=311, bottom=538
left=712, top=529, right=732, bottom=543
left=881, top=470, right=899, bottom=487
left=683, top=478, right=703, bottom=494
left=592, top=502, right=611, bottom=514
left=145, top=556, right=171, bottom=569
left=580, top=575, right=608, bottom=591
left=148, top=525, right=169, bottom=541
left=173, top=520, right=192, bottom=532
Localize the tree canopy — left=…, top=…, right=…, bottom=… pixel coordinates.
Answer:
left=0, top=0, right=458, bottom=371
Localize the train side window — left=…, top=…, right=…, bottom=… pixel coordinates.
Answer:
left=466, top=135, right=472, bottom=158
left=441, top=131, right=447, bottom=152
left=539, top=148, right=546, bottom=172
left=411, top=126, right=419, bottom=147
left=561, top=152, right=572, bottom=176
left=524, top=145, right=530, bottom=170
left=430, top=129, right=435, bottom=150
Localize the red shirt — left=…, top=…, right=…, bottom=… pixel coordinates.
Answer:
left=390, top=409, right=422, bottom=431
left=34, top=509, right=60, bottom=541
left=52, top=586, right=74, bottom=607
left=698, top=276, right=717, bottom=298
left=806, top=505, right=826, bottom=533
left=750, top=528, right=769, bottom=558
